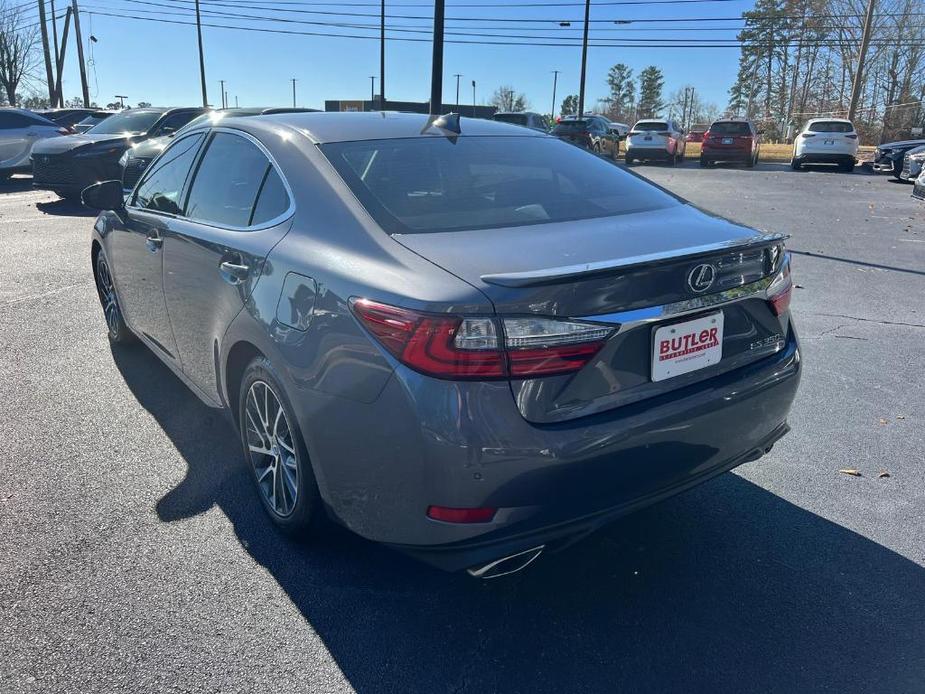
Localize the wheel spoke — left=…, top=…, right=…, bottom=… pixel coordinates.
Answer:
left=244, top=379, right=300, bottom=518
left=277, top=437, right=295, bottom=456
left=255, top=464, right=273, bottom=483
left=248, top=444, right=273, bottom=456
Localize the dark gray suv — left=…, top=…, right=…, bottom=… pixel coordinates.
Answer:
left=85, top=112, right=800, bottom=577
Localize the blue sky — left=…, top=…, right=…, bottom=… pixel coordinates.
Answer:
left=51, top=0, right=756, bottom=114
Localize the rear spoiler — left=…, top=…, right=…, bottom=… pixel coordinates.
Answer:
left=480, top=233, right=790, bottom=288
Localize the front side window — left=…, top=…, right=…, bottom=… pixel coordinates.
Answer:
left=0, top=112, right=47, bottom=129
left=321, top=135, right=678, bottom=234
left=132, top=133, right=204, bottom=214
left=185, top=132, right=282, bottom=227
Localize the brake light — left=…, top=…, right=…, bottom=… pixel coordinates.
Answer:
left=767, top=258, right=792, bottom=316
left=427, top=505, right=496, bottom=523
left=801, top=133, right=816, bottom=138
left=845, top=133, right=858, bottom=139
left=350, top=299, right=613, bottom=380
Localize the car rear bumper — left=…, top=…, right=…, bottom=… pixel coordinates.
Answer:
left=872, top=159, right=900, bottom=173
left=292, top=319, right=802, bottom=572
left=701, top=148, right=752, bottom=162
left=795, top=153, right=856, bottom=165
left=626, top=147, right=671, bottom=160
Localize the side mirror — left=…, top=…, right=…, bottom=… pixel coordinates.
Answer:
left=82, top=180, right=125, bottom=210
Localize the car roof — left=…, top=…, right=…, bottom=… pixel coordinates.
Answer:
left=805, top=117, right=852, bottom=123
left=248, top=111, right=547, bottom=143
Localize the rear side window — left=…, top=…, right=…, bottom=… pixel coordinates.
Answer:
left=250, top=167, right=290, bottom=225
left=634, top=121, right=668, bottom=131
left=807, top=121, right=854, bottom=133
left=321, top=135, right=678, bottom=234
left=185, top=132, right=286, bottom=228
left=710, top=121, right=752, bottom=135
left=132, top=133, right=204, bottom=214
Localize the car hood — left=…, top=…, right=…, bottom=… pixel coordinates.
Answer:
left=31, top=132, right=138, bottom=155
left=879, top=139, right=925, bottom=151
left=129, top=134, right=172, bottom=159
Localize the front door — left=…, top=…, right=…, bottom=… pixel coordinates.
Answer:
left=108, top=132, right=206, bottom=364
left=161, top=130, right=294, bottom=402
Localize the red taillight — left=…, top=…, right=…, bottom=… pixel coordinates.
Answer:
left=845, top=133, right=858, bottom=139
left=801, top=133, right=816, bottom=138
left=427, top=505, right=496, bottom=523
left=767, top=258, right=793, bottom=316
left=350, top=299, right=612, bottom=380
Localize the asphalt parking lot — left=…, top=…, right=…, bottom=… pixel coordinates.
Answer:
left=1, top=163, right=923, bottom=693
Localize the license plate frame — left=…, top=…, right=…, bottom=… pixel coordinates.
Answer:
left=651, top=312, right=724, bottom=382
left=722, top=137, right=734, bottom=144
left=824, top=138, right=835, bottom=145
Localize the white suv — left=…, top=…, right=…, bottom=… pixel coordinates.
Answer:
left=625, top=119, right=685, bottom=165
left=791, top=118, right=859, bottom=172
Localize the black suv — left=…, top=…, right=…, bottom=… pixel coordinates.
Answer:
left=31, top=107, right=205, bottom=199
left=552, top=116, right=620, bottom=159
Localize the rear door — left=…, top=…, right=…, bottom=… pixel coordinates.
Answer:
left=161, top=128, right=294, bottom=402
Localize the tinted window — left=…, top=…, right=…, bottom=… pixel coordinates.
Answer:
left=132, top=133, right=204, bottom=213
left=807, top=121, right=854, bottom=133
left=552, top=120, right=590, bottom=134
left=321, top=136, right=678, bottom=234
left=634, top=121, right=668, bottom=131
left=0, top=112, right=49, bottom=129
left=76, top=114, right=109, bottom=128
left=156, top=111, right=200, bottom=134
left=185, top=132, right=272, bottom=227
left=250, top=167, right=290, bottom=225
left=710, top=121, right=752, bottom=135
left=87, top=109, right=163, bottom=135
left=493, top=114, right=528, bottom=126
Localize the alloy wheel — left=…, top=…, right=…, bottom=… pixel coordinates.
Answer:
left=95, top=255, right=121, bottom=338
left=244, top=380, right=300, bottom=517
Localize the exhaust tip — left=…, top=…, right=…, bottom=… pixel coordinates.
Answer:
left=466, top=546, right=544, bottom=579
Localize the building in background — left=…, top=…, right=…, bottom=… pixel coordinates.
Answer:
left=325, top=99, right=496, bottom=119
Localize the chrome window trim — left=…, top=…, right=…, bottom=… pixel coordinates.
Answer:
left=125, top=130, right=208, bottom=211
left=580, top=252, right=790, bottom=333
left=182, top=126, right=296, bottom=232
left=480, top=232, right=789, bottom=288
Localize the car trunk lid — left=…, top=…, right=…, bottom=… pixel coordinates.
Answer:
left=392, top=204, right=790, bottom=423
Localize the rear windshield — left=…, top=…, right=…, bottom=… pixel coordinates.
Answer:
left=710, top=121, right=751, bottom=135
left=321, top=136, right=678, bottom=234
left=552, top=120, right=589, bottom=133
left=634, top=121, right=668, bottom=131
left=86, top=110, right=163, bottom=135
left=77, top=114, right=109, bottom=127
left=494, top=114, right=528, bottom=126
left=807, top=121, right=854, bottom=133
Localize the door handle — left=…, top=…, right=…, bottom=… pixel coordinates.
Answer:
left=220, top=260, right=250, bottom=284
left=145, top=235, right=162, bottom=252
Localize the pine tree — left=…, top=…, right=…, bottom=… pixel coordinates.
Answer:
left=560, top=94, right=579, bottom=116
left=606, top=64, right=635, bottom=121
left=637, top=66, right=665, bottom=119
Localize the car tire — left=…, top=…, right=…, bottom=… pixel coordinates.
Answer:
left=93, top=249, right=136, bottom=345
left=790, top=159, right=802, bottom=171
left=745, top=153, right=755, bottom=168
left=625, top=155, right=634, bottom=165
left=840, top=162, right=855, bottom=173
left=699, top=156, right=710, bottom=168
left=238, top=357, right=322, bottom=536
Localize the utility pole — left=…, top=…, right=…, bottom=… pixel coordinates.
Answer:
left=453, top=73, right=462, bottom=109
left=551, top=70, right=560, bottom=120
left=194, top=0, right=208, bottom=107
left=71, top=0, right=89, bottom=107
left=53, top=9, right=71, bottom=108
left=429, top=0, right=445, bottom=115
left=291, top=78, right=297, bottom=107
left=848, top=0, right=876, bottom=122
left=369, top=76, right=375, bottom=108
left=472, top=79, right=476, bottom=118
left=219, top=80, right=226, bottom=108
left=379, top=0, right=385, bottom=109
left=681, top=88, right=690, bottom=129
left=235, top=95, right=238, bottom=107
left=38, top=0, right=56, bottom=105
left=50, top=0, right=60, bottom=94
left=577, top=0, right=591, bottom=117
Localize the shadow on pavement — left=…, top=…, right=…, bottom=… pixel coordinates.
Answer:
left=35, top=197, right=96, bottom=217
left=111, top=341, right=925, bottom=694
left=0, top=176, right=35, bottom=193
left=790, top=249, right=925, bottom=278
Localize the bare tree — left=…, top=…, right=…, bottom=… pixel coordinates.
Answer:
left=0, top=1, right=41, bottom=107
left=490, top=85, right=530, bottom=112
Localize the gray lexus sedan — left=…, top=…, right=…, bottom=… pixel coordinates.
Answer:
left=84, top=112, right=800, bottom=577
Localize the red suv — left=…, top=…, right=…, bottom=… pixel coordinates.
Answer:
left=700, top=119, right=761, bottom=168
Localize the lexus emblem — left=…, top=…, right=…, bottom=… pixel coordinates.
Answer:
left=687, top=263, right=716, bottom=293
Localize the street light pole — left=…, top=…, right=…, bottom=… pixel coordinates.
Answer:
left=115, top=94, right=126, bottom=108
left=577, top=0, right=591, bottom=117
left=551, top=70, right=560, bottom=119
left=454, top=74, right=462, bottom=109
left=369, top=76, right=376, bottom=109
left=472, top=79, right=476, bottom=118
left=219, top=79, right=225, bottom=108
